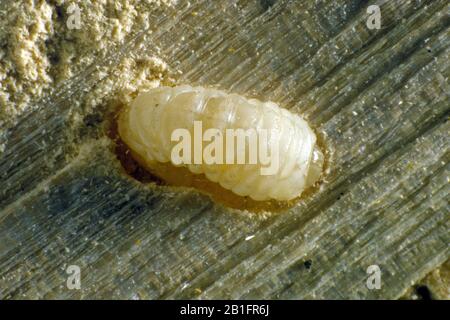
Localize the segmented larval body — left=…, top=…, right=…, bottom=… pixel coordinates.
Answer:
left=118, top=85, right=323, bottom=201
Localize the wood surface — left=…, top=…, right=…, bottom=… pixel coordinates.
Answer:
left=0, top=0, right=449, bottom=299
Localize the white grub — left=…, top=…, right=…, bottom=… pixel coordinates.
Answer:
left=118, top=85, right=323, bottom=201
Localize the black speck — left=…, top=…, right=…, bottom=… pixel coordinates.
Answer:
left=48, top=52, right=59, bottom=65
left=415, top=285, right=432, bottom=300
left=84, top=114, right=103, bottom=127
left=337, top=192, right=345, bottom=200
left=55, top=5, right=64, bottom=21
left=304, top=260, right=312, bottom=270
left=260, top=0, right=276, bottom=11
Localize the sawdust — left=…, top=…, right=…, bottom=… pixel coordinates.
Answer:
left=0, top=0, right=174, bottom=135
left=401, top=259, right=450, bottom=300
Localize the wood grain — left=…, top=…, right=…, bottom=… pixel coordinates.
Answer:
left=0, top=0, right=449, bottom=299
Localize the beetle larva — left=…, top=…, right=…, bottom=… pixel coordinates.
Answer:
left=118, top=85, right=323, bottom=201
